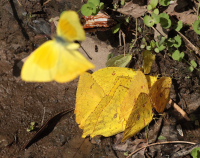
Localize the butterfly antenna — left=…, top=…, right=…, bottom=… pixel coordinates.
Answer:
left=78, top=42, right=93, bottom=60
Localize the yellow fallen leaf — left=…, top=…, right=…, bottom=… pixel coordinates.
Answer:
left=122, top=93, right=153, bottom=142
left=75, top=72, right=105, bottom=129
left=142, top=50, right=155, bottom=74
left=75, top=67, right=171, bottom=140
left=149, top=77, right=172, bottom=113
left=82, top=76, right=132, bottom=137
left=145, top=75, right=158, bottom=89
left=92, top=67, right=137, bottom=94
left=120, top=71, right=149, bottom=124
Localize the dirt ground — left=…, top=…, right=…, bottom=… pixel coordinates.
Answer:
left=0, top=0, right=200, bottom=158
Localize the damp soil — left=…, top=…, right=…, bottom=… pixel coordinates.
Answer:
left=0, top=0, right=200, bottom=158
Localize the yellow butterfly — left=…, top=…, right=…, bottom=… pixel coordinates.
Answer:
left=21, top=11, right=95, bottom=83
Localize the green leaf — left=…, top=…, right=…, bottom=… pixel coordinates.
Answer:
left=106, top=54, right=132, bottom=67
left=159, top=0, right=171, bottom=6
left=99, top=2, right=104, bottom=10
left=88, top=2, right=98, bottom=15
left=157, top=36, right=166, bottom=45
left=155, top=37, right=166, bottom=51
left=154, top=48, right=160, bottom=53
left=153, top=8, right=159, bottom=15
left=158, top=135, right=167, bottom=140
left=147, top=5, right=153, bottom=10
left=152, top=13, right=160, bottom=24
left=144, top=15, right=155, bottom=27
left=112, top=23, right=121, bottom=34
left=173, top=35, right=182, bottom=48
left=190, top=60, right=197, bottom=68
left=88, top=0, right=100, bottom=6
left=125, top=17, right=130, bottom=23
left=121, top=0, right=125, bottom=5
left=138, top=27, right=142, bottom=32
left=81, top=3, right=95, bottom=16
left=175, top=21, right=183, bottom=31
left=193, top=20, right=200, bottom=34
left=148, top=0, right=158, bottom=10
left=189, top=66, right=194, bottom=72
left=158, top=44, right=166, bottom=51
left=140, top=44, right=146, bottom=49
left=27, top=122, right=38, bottom=132
left=159, top=13, right=172, bottom=29
left=147, top=46, right=152, bottom=50
left=150, top=40, right=156, bottom=48
left=191, top=147, right=200, bottom=158
left=172, top=50, right=184, bottom=61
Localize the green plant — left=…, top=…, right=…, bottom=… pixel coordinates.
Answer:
left=144, top=15, right=156, bottom=27
left=81, top=0, right=104, bottom=16
left=193, top=20, right=200, bottom=34
left=189, top=60, right=198, bottom=72
left=159, top=0, right=172, bottom=6
left=172, top=50, right=185, bottom=61
left=144, top=12, right=171, bottom=28
left=112, top=23, right=121, bottom=34
left=159, top=13, right=172, bottom=29
left=147, top=0, right=158, bottom=10
left=27, top=122, right=38, bottom=132
left=191, top=147, right=200, bottom=158
left=106, top=54, right=132, bottom=67
left=175, top=21, right=183, bottom=31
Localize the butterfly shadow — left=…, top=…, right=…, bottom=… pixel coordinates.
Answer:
left=23, top=108, right=74, bottom=149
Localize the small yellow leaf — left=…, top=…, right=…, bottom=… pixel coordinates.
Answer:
left=145, top=75, right=158, bottom=89
left=122, top=93, right=153, bottom=142
left=143, top=50, right=156, bottom=74
left=120, top=71, right=149, bottom=124
left=149, top=77, right=172, bottom=113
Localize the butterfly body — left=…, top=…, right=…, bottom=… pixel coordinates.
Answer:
left=21, top=11, right=95, bottom=83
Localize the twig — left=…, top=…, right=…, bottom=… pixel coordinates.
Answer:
left=119, top=30, right=126, bottom=55
left=41, top=107, right=46, bottom=125
left=171, top=143, right=200, bottom=157
left=169, top=99, right=191, bottom=121
left=126, top=141, right=196, bottom=158
left=16, top=0, right=22, bottom=6
left=119, top=30, right=122, bottom=46
left=177, top=31, right=199, bottom=55
left=44, top=0, right=52, bottom=5
left=122, top=31, right=126, bottom=55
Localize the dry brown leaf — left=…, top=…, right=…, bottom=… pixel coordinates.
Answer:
left=165, top=1, right=196, bottom=26
left=117, top=2, right=147, bottom=18
left=171, top=11, right=197, bottom=26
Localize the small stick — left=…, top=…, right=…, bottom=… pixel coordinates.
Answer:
left=177, top=31, right=199, bottom=55
left=44, top=0, right=52, bottom=5
left=169, top=99, right=191, bottom=121
left=16, top=0, right=22, bottom=6
left=126, top=140, right=196, bottom=158
left=119, top=30, right=122, bottom=46
left=122, top=31, right=126, bottom=56
left=41, top=107, right=46, bottom=125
